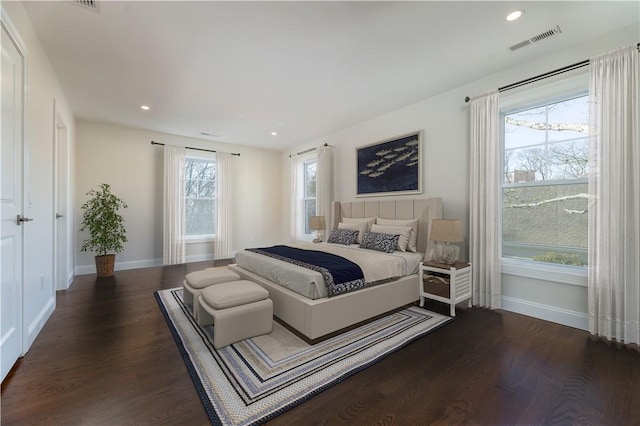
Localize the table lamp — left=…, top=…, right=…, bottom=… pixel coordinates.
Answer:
left=309, top=216, right=326, bottom=243
left=429, top=219, right=463, bottom=264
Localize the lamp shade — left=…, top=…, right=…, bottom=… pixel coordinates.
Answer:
left=429, top=219, right=463, bottom=243
left=309, top=216, right=326, bottom=231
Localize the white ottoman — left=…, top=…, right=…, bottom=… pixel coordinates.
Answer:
left=183, top=268, right=240, bottom=319
left=197, top=280, right=273, bottom=349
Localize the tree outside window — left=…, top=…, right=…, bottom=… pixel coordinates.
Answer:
left=185, top=158, right=216, bottom=237
left=502, top=94, right=588, bottom=266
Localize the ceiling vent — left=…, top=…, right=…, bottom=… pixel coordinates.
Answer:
left=71, top=0, right=100, bottom=13
left=509, top=25, right=562, bottom=52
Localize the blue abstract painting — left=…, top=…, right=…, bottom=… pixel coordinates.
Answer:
left=356, top=131, right=422, bottom=197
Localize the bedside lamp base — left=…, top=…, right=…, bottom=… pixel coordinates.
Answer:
left=433, top=242, right=459, bottom=265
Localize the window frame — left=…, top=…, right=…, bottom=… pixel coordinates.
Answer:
left=184, top=155, right=216, bottom=242
left=296, top=152, right=317, bottom=241
left=499, top=74, right=589, bottom=285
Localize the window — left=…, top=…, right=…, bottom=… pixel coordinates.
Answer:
left=502, top=94, right=588, bottom=267
left=302, top=159, right=317, bottom=237
left=185, top=158, right=216, bottom=237
left=293, top=152, right=317, bottom=241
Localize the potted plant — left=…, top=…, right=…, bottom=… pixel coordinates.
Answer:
left=80, top=183, right=128, bottom=277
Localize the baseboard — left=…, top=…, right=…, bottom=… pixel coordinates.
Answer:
left=56, top=270, right=74, bottom=291
left=25, top=296, right=55, bottom=351
left=74, top=252, right=237, bottom=276
left=501, top=295, right=589, bottom=331
left=76, top=258, right=163, bottom=275
left=187, top=250, right=238, bottom=264
left=183, top=251, right=238, bottom=263
left=185, top=253, right=215, bottom=263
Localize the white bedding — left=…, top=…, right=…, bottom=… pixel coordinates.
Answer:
left=234, top=242, right=423, bottom=300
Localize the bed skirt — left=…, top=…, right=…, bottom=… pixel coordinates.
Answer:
left=228, top=264, right=420, bottom=341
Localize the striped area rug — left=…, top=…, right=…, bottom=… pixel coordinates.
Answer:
left=155, top=288, right=452, bottom=425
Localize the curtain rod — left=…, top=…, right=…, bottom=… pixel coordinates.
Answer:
left=151, top=141, right=240, bottom=156
left=464, top=42, right=640, bottom=103
left=289, top=142, right=331, bottom=158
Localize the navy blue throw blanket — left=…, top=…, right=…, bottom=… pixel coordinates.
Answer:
left=247, top=245, right=367, bottom=297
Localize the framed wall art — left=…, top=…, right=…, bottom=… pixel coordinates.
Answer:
left=356, top=131, right=422, bottom=197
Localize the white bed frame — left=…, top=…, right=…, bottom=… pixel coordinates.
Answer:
left=229, top=197, right=443, bottom=341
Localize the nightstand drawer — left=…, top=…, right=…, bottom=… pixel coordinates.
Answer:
left=422, top=276, right=449, bottom=298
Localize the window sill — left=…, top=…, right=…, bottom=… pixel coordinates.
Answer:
left=501, top=257, right=587, bottom=287
left=186, top=235, right=215, bottom=244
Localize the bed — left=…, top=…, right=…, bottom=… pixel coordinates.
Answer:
left=229, top=197, right=443, bottom=341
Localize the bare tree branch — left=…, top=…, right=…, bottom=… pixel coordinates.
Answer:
left=549, top=143, right=588, bottom=178
left=505, top=117, right=588, bottom=133
left=505, top=193, right=588, bottom=209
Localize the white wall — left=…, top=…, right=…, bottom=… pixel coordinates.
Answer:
left=2, top=2, right=76, bottom=349
left=75, top=121, right=282, bottom=274
left=282, top=24, right=639, bottom=330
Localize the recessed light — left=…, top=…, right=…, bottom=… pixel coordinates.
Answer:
left=271, top=132, right=278, bottom=136
left=506, top=10, right=524, bottom=21
left=140, top=105, right=150, bottom=110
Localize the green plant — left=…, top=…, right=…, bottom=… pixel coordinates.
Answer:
left=532, top=252, right=585, bottom=266
left=80, top=183, right=128, bottom=256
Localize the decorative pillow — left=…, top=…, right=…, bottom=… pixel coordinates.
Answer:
left=376, top=218, right=419, bottom=252
left=359, top=232, right=400, bottom=253
left=342, top=216, right=377, bottom=232
left=371, top=224, right=412, bottom=252
left=338, top=221, right=368, bottom=243
left=327, top=228, right=359, bottom=245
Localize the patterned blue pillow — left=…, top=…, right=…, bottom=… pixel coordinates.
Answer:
left=359, top=232, right=400, bottom=253
left=327, top=228, right=359, bottom=245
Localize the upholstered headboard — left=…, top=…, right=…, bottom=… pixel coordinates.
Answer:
left=331, top=198, right=443, bottom=253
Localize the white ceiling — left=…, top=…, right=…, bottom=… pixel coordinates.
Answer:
left=23, top=1, right=639, bottom=151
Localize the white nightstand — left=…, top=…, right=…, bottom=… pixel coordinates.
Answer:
left=419, top=261, right=472, bottom=317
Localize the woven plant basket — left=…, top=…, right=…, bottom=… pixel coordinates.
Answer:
left=95, top=254, right=116, bottom=277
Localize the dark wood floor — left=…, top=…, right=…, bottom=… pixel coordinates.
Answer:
left=2, top=262, right=639, bottom=426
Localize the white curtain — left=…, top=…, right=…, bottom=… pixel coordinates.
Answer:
left=289, top=155, right=301, bottom=242
left=163, top=145, right=186, bottom=265
left=315, top=145, right=334, bottom=239
left=215, top=152, right=233, bottom=260
left=588, top=45, right=639, bottom=345
left=469, top=92, right=502, bottom=309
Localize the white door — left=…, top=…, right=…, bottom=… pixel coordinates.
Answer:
left=54, top=109, right=70, bottom=290
left=1, top=21, right=26, bottom=381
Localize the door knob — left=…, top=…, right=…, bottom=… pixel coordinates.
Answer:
left=56, top=213, right=64, bottom=219
left=16, top=215, right=34, bottom=225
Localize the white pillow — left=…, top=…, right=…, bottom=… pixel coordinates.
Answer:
left=371, top=224, right=412, bottom=252
left=376, top=217, right=419, bottom=252
left=342, top=216, right=377, bottom=232
left=338, top=221, right=368, bottom=243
